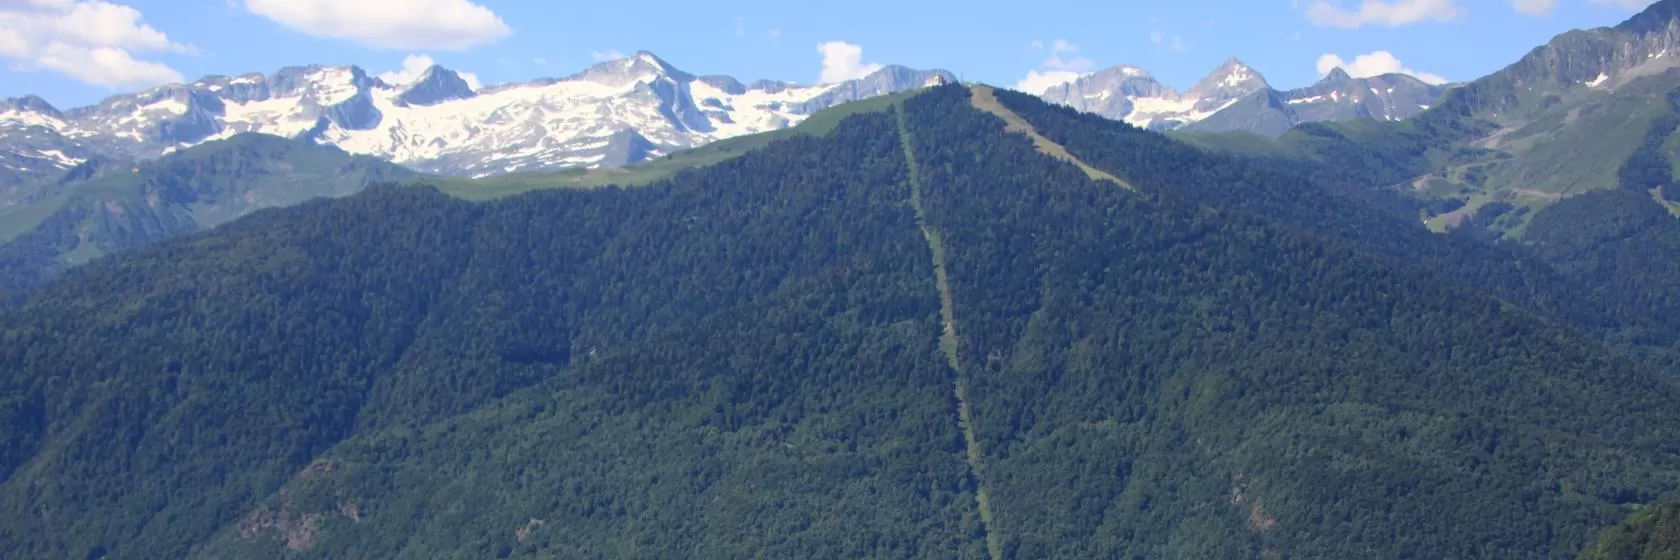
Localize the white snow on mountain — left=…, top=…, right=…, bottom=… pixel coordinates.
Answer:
left=0, top=51, right=953, bottom=178
left=1036, top=58, right=1266, bottom=131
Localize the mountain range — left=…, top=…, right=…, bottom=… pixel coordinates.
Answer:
left=0, top=51, right=953, bottom=182
left=0, top=52, right=1448, bottom=185
left=1034, top=57, right=1447, bottom=136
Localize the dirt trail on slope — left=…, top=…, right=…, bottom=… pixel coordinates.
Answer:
left=967, top=84, right=1132, bottom=190
left=895, top=104, right=1004, bottom=560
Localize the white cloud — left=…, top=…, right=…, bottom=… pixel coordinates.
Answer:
left=1510, top=0, right=1556, bottom=15
left=816, top=41, right=882, bottom=83
left=1015, top=70, right=1084, bottom=94
left=1589, top=0, right=1654, bottom=9
left=243, top=0, right=511, bottom=50
left=734, top=15, right=745, bottom=36
left=1303, top=0, right=1463, bottom=28
left=378, top=54, right=480, bottom=90
left=590, top=50, right=624, bottom=62
left=1014, top=39, right=1093, bottom=93
left=1042, top=39, right=1093, bottom=71
left=0, top=0, right=192, bottom=88
left=532, top=56, right=547, bottom=66
left=1317, top=50, right=1448, bottom=84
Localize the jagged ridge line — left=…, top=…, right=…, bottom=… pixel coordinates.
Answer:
left=894, top=102, right=1004, bottom=560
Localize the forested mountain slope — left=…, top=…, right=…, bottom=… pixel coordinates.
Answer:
left=2, top=84, right=1679, bottom=559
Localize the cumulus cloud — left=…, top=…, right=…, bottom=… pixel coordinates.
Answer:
left=1589, top=0, right=1655, bottom=9
left=1015, top=39, right=1094, bottom=94
left=378, top=53, right=480, bottom=90
left=244, top=0, right=511, bottom=50
left=0, top=0, right=193, bottom=88
left=1302, top=0, right=1463, bottom=28
left=1510, top=0, right=1556, bottom=16
left=816, top=41, right=882, bottom=83
left=1317, top=50, right=1448, bottom=84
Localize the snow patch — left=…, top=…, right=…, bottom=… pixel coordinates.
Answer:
left=32, top=149, right=82, bottom=167
left=0, top=109, right=65, bottom=130
left=310, top=67, right=361, bottom=106
left=1586, top=73, right=1609, bottom=88
left=1219, top=67, right=1254, bottom=89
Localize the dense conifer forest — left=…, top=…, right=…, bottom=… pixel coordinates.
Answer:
left=4, top=84, right=1680, bottom=558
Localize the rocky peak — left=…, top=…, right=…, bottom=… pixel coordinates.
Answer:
left=395, top=65, right=477, bottom=107
left=574, top=50, right=693, bottom=87
left=1315, top=67, right=1353, bottom=87
left=1188, top=57, right=1270, bottom=100
left=0, top=95, right=63, bottom=120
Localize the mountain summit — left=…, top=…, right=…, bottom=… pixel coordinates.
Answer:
left=393, top=66, right=477, bottom=107
left=1186, top=56, right=1270, bottom=100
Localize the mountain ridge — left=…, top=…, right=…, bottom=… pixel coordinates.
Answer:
left=0, top=51, right=954, bottom=180
left=1035, top=56, right=1445, bottom=135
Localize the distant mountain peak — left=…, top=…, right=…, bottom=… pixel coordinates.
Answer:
left=1317, top=67, right=1353, bottom=86
left=1188, top=56, right=1270, bottom=98
left=1, top=95, right=62, bottom=118
left=394, top=65, right=476, bottom=107
left=575, top=50, right=690, bottom=86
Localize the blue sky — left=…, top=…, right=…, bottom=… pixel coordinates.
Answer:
left=0, top=0, right=1661, bottom=108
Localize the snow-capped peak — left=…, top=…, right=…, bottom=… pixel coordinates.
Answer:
left=1188, top=57, right=1269, bottom=99
left=574, top=51, right=689, bottom=87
